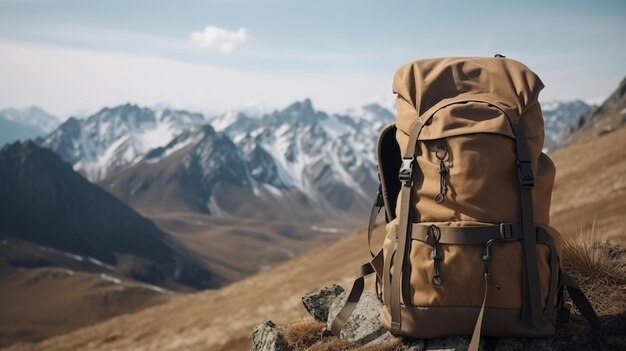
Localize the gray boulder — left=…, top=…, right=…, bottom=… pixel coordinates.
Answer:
left=301, top=284, right=344, bottom=322
left=299, top=284, right=553, bottom=350
left=251, top=320, right=291, bottom=351
left=326, top=291, right=394, bottom=345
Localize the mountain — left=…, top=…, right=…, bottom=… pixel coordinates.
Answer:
left=37, top=103, right=206, bottom=181
left=0, top=107, right=59, bottom=146
left=0, top=141, right=220, bottom=290
left=559, top=77, right=626, bottom=145
left=95, top=100, right=391, bottom=217
left=94, top=100, right=391, bottom=287
left=101, top=125, right=254, bottom=215
left=540, top=100, right=592, bottom=151
left=213, top=99, right=387, bottom=212
left=38, top=98, right=591, bottom=217
left=549, top=76, right=626, bottom=243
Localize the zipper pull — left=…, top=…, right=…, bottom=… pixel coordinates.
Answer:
left=427, top=225, right=443, bottom=286
left=434, top=140, right=449, bottom=204
left=483, top=240, right=501, bottom=289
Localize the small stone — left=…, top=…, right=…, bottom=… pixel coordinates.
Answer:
left=251, top=320, right=291, bottom=351
left=302, top=284, right=345, bottom=322
left=327, top=291, right=393, bottom=345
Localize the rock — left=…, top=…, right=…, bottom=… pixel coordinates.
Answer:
left=302, top=284, right=345, bottom=322
left=398, top=338, right=426, bottom=350
left=251, top=320, right=291, bottom=351
left=425, top=336, right=485, bottom=351
left=299, top=284, right=554, bottom=351
left=326, top=291, right=393, bottom=345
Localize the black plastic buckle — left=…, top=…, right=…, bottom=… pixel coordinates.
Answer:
left=399, top=157, right=414, bottom=185
left=517, top=160, right=535, bottom=187
left=499, top=223, right=518, bottom=241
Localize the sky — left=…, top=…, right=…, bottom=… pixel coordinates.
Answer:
left=0, top=0, right=624, bottom=119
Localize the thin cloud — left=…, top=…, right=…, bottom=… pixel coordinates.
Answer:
left=189, top=26, right=249, bottom=54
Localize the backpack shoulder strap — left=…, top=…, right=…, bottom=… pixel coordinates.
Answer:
left=376, top=123, right=401, bottom=221
left=389, top=119, right=425, bottom=332
left=561, top=271, right=601, bottom=330
left=329, top=250, right=384, bottom=336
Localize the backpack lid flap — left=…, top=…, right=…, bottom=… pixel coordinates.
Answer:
left=418, top=101, right=515, bottom=140
left=393, top=56, right=544, bottom=125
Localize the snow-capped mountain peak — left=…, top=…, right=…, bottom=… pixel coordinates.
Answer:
left=540, top=100, right=592, bottom=150
left=0, top=106, right=60, bottom=133
left=38, top=103, right=206, bottom=181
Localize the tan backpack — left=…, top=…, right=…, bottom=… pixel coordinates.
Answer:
left=331, top=56, right=600, bottom=349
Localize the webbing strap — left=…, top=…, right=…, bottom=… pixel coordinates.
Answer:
left=382, top=243, right=394, bottom=307
left=367, top=188, right=384, bottom=257
left=512, top=123, right=543, bottom=329
left=330, top=250, right=383, bottom=336
left=409, top=223, right=518, bottom=244
left=562, top=272, right=601, bottom=330
left=390, top=119, right=424, bottom=333
left=469, top=274, right=489, bottom=351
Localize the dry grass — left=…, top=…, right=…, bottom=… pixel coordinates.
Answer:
left=561, top=226, right=626, bottom=317
left=282, top=233, right=626, bottom=351
left=282, top=317, right=402, bottom=351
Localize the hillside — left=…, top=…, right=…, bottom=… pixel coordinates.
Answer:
left=6, top=120, right=626, bottom=350
left=3, top=223, right=373, bottom=351
left=0, top=141, right=218, bottom=290
left=0, top=239, right=173, bottom=347
left=550, top=76, right=626, bottom=244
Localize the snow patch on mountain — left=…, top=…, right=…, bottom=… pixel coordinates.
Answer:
left=541, top=100, right=592, bottom=151
left=38, top=104, right=206, bottom=181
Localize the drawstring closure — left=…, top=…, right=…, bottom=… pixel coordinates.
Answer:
left=426, top=225, right=443, bottom=286
left=434, top=140, right=449, bottom=204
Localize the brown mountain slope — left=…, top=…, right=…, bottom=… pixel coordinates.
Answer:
left=549, top=124, right=626, bottom=244
left=4, top=225, right=377, bottom=351
left=0, top=240, right=173, bottom=348
left=0, top=141, right=218, bottom=290
left=549, top=76, right=626, bottom=245
left=145, top=210, right=349, bottom=282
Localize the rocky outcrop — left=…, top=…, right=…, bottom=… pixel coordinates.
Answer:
left=326, top=290, right=394, bottom=344
left=251, top=320, right=291, bottom=351
left=252, top=284, right=557, bottom=351
left=301, top=284, right=344, bottom=322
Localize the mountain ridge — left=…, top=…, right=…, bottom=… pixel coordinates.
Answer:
left=0, top=141, right=219, bottom=290
left=0, top=107, right=59, bottom=146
